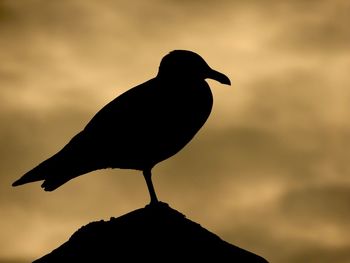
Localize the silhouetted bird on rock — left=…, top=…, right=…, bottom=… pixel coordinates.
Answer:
left=12, top=50, right=231, bottom=204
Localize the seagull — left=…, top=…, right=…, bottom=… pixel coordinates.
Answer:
left=12, top=50, right=231, bottom=204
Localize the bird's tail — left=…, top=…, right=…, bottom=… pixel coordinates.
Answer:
left=12, top=154, right=72, bottom=191
left=12, top=162, right=48, bottom=187
left=12, top=150, right=95, bottom=191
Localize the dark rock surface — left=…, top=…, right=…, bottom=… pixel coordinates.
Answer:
left=34, top=202, right=268, bottom=262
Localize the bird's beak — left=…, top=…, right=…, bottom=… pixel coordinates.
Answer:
left=207, top=69, right=231, bottom=85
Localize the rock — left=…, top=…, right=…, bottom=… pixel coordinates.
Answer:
left=34, top=202, right=268, bottom=262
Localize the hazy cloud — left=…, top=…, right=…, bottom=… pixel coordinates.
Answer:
left=280, top=184, right=350, bottom=224
left=0, top=0, right=348, bottom=262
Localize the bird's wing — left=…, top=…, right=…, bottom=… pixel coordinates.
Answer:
left=84, top=79, right=156, bottom=134
left=13, top=79, right=160, bottom=190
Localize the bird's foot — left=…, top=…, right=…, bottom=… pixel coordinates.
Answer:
left=145, top=200, right=169, bottom=209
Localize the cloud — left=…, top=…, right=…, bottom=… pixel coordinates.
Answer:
left=0, top=0, right=349, bottom=262
left=287, top=244, right=350, bottom=263
left=279, top=183, right=350, bottom=224
left=267, top=0, right=350, bottom=52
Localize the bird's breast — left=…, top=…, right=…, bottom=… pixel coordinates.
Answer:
left=145, top=81, right=213, bottom=163
left=90, top=79, right=213, bottom=170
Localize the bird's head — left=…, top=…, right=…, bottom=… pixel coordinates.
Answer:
left=157, top=50, right=231, bottom=85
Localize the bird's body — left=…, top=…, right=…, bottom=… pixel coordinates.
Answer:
left=13, top=50, right=230, bottom=204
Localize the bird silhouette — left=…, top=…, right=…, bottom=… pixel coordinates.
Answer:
left=12, top=50, right=231, bottom=204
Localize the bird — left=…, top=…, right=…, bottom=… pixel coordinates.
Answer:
left=12, top=50, right=231, bottom=204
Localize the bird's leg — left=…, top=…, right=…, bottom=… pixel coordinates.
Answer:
left=143, top=170, right=159, bottom=205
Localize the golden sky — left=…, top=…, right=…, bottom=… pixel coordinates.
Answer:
left=1, top=0, right=350, bottom=262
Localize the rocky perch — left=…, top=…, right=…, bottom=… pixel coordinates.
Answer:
left=34, top=202, right=268, bottom=262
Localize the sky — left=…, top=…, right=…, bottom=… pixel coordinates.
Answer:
left=0, top=0, right=349, bottom=262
